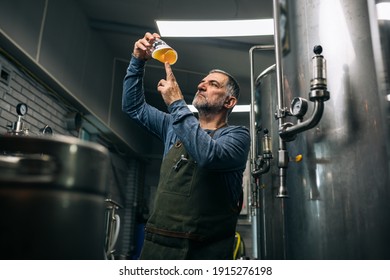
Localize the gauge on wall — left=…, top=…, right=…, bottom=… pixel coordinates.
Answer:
left=16, top=103, right=28, bottom=116
left=290, top=97, right=308, bottom=118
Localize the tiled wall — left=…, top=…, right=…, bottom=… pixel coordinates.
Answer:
left=0, top=53, right=74, bottom=137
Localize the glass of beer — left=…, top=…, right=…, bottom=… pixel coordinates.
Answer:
left=151, top=38, right=178, bottom=65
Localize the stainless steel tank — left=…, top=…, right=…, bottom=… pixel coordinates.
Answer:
left=255, top=64, right=290, bottom=260
left=0, top=135, right=110, bottom=259
left=254, top=0, right=390, bottom=259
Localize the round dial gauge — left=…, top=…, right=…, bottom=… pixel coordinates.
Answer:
left=16, top=103, right=28, bottom=116
left=290, top=97, right=308, bottom=118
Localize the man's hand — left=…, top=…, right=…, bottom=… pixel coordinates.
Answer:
left=157, top=62, right=184, bottom=106
left=133, top=32, right=160, bottom=61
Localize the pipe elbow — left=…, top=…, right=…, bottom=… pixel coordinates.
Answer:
left=279, top=100, right=325, bottom=141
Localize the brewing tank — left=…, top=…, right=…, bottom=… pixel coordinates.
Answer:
left=0, top=135, right=110, bottom=259
left=254, top=0, right=390, bottom=259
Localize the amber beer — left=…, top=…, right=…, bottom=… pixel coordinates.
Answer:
left=151, top=38, right=178, bottom=65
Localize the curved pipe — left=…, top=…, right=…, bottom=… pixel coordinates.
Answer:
left=252, top=158, right=271, bottom=177
left=279, top=100, right=325, bottom=140
left=107, top=214, right=121, bottom=255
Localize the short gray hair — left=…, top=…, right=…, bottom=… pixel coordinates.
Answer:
left=209, top=69, right=240, bottom=100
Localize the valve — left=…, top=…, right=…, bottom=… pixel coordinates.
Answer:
left=276, top=45, right=330, bottom=199
left=252, top=128, right=273, bottom=178
left=262, top=128, right=273, bottom=159
left=309, top=45, right=330, bottom=101
left=279, top=45, right=330, bottom=141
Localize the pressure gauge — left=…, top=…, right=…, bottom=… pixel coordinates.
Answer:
left=16, top=103, right=28, bottom=116
left=290, top=97, right=308, bottom=118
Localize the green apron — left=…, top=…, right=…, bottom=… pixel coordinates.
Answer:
left=140, top=134, right=241, bottom=260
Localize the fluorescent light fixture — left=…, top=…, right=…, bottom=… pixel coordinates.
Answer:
left=377, top=3, right=390, bottom=20
left=156, top=19, right=274, bottom=37
left=188, top=104, right=250, bottom=113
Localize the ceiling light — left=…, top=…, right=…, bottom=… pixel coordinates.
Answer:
left=156, top=19, right=274, bottom=37
left=377, top=3, right=390, bottom=20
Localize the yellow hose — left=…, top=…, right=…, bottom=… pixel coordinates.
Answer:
left=233, top=232, right=241, bottom=260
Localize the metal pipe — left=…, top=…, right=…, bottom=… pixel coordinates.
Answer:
left=279, top=45, right=330, bottom=141
left=272, top=0, right=289, bottom=259
left=252, top=158, right=271, bottom=177
left=271, top=0, right=289, bottom=201
left=279, top=100, right=325, bottom=140
left=273, top=0, right=286, bottom=121
left=249, top=0, right=289, bottom=260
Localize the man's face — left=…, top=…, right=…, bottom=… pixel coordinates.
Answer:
left=192, top=72, right=229, bottom=114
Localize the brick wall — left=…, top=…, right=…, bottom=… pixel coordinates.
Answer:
left=0, top=53, right=74, bottom=137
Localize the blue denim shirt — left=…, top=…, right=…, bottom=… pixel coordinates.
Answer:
left=122, top=56, right=250, bottom=204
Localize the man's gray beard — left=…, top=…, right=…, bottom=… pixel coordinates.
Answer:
left=192, top=95, right=225, bottom=115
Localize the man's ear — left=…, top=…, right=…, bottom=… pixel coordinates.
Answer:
left=224, top=96, right=237, bottom=109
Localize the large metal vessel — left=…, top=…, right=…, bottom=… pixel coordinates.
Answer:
left=252, top=0, right=390, bottom=259
left=0, top=135, right=110, bottom=259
